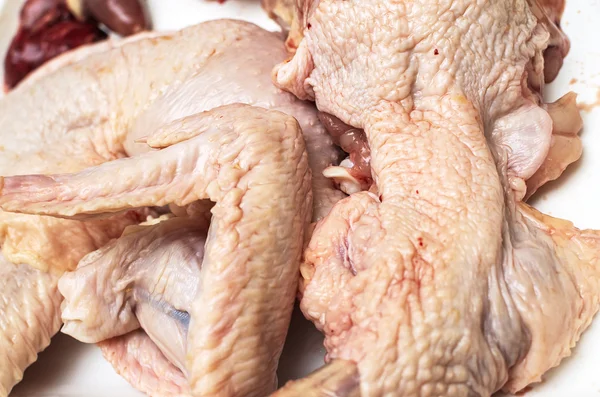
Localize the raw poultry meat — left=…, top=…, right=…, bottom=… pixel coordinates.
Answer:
left=531, top=0, right=569, bottom=83
left=58, top=216, right=208, bottom=358
left=0, top=19, right=342, bottom=395
left=264, top=0, right=580, bottom=197
left=0, top=18, right=342, bottom=220
left=0, top=103, right=313, bottom=397
left=269, top=0, right=600, bottom=396
left=3, top=0, right=107, bottom=91
left=118, top=22, right=344, bottom=219
left=0, top=254, right=62, bottom=396
left=99, top=330, right=191, bottom=396
left=0, top=28, right=159, bottom=397
left=2, top=0, right=153, bottom=91
left=262, top=0, right=316, bottom=55
left=0, top=210, right=144, bottom=395
left=0, top=124, right=144, bottom=397
left=60, top=214, right=208, bottom=395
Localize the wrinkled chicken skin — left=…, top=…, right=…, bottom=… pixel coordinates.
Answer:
left=318, top=92, right=583, bottom=200
left=1, top=19, right=341, bottom=221
left=267, top=0, right=578, bottom=199
left=0, top=255, right=61, bottom=397
left=0, top=213, right=145, bottom=396
left=71, top=217, right=203, bottom=397
left=0, top=30, right=159, bottom=397
left=122, top=21, right=343, bottom=220
left=271, top=0, right=600, bottom=396
left=0, top=19, right=342, bottom=394
left=0, top=104, right=312, bottom=397
left=0, top=199, right=143, bottom=396
left=59, top=216, right=207, bottom=370
left=264, top=0, right=575, bottom=197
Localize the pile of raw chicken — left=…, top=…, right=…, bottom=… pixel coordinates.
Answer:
left=0, top=0, right=596, bottom=396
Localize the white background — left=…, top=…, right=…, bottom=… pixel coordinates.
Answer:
left=1, top=0, right=599, bottom=396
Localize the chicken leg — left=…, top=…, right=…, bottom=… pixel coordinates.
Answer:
left=270, top=0, right=600, bottom=395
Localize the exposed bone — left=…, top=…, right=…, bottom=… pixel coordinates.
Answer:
left=318, top=112, right=372, bottom=189
left=65, top=0, right=86, bottom=20
left=323, top=162, right=363, bottom=195
left=274, top=6, right=600, bottom=387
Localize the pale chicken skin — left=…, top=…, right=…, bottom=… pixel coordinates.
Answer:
left=0, top=255, right=61, bottom=397
left=59, top=216, right=207, bottom=366
left=0, top=20, right=341, bottom=220
left=262, top=0, right=581, bottom=199
left=0, top=29, right=157, bottom=397
left=0, top=104, right=313, bottom=397
left=100, top=330, right=191, bottom=397
left=269, top=0, right=600, bottom=396
left=0, top=175, right=143, bottom=396
left=0, top=19, right=342, bottom=395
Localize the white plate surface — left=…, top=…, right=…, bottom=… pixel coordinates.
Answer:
left=2, top=0, right=600, bottom=396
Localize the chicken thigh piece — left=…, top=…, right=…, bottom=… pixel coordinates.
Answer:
left=269, top=0, right=600, bottom=396
left=0, top=104, right=312, bottom=397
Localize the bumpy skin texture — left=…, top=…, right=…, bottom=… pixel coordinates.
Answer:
left=0, top=255, right=61, bottom=397
left=59, top=216, right=208, bottom=372
left=0, top=36, right=145, bottom=394
left=0, top=104, right=313, bottom=397
left=2, top=20, right=341, bottom=221
left=273, top=1, right=600, bottom=396
left=265, top=0, right=580, bottom=199
left=0, top=216, right=143, bottom=396
left=121, top=21, right=343, bottom=219
left=0, top=20, right=341, bottom=395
